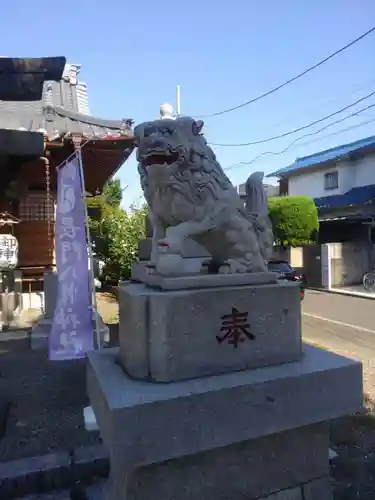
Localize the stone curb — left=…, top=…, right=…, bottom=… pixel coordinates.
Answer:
left=0, top=444, right=109, bottom=499
left=307, top=287, right=375, bottom=301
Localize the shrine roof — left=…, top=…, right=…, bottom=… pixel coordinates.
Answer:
left=0, top=72, right=134, bottom=142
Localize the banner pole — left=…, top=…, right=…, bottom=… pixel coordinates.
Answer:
left=72, top=135, right=101, bottom=350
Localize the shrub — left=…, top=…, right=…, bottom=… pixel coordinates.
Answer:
left=268, top=195, right=319, bottom=247
left=87, top=180, right=147, bottom=284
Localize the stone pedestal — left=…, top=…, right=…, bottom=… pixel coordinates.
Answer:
left=30, top=270, right=58, bottom=349
left=118, top=280, right=301, bottom=382
left=88, top=263, right=363, bottom=499
left=0, top=270, right=23, bottom=330
left=88, top=345, right=362, bottom=500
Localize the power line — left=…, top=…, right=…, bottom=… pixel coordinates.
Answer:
left=196, top=26, right=375, bottom=119
left=201, top=77, right=375, bottom=138
left=259, top=77, right=375, bottom=131
left=224, top=103, right=375, bottom=172
left=209, top=90, right=375, bottom=147
left=224, top=104, right=375, bottom=171
left=292, top=116, right=375, bottom=149
left=203, top=78, right=375, bottom=136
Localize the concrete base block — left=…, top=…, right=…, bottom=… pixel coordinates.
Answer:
left=118, top=281, right=302, bottom=382
left=137, top=238, right=152, bottom=261
left=83, top=406, right=99, bottom=432
left=30, top=318, right=52, bottom=350
left=93, top=311, right=110, bottom=347
left=107, top=425, right=329, bottom=500
left=130, top=262, right=148, bottom=283
left=43, top=271, right=58, bottom=319
left=88, top=345, right=361, bottom=499
left=303, top=476, right=333, bottom=500
left=259, top=477, right=332, bottom=500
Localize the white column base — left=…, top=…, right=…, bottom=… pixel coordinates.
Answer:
left=84, top=405, right=99, bottom=431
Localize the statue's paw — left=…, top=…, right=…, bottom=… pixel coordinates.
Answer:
left=227, top=259, right=248, bottom=273
left=219, top=263, right=230, bottom=274
left=157, top=237, right=184, bottom=255
left=218, top=260, right=247, bottom=274
left=202, top=259, right=222, bottom=274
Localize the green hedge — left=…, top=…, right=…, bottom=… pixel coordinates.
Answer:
left=268, top=195, right=319, bottom=247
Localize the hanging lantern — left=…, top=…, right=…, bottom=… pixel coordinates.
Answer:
left=0, top=234, right=18, bottom=270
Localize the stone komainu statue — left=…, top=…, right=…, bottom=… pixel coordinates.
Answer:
left=134, top=116, right=273, bottom=273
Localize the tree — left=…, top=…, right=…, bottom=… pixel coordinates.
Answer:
left=99, top=204, right=147, bottom=284
left=268, top=195, right=319, bottom=247
left=103, top=179, right=122, bottom=207
left=87, top=180, right=147, bottom=284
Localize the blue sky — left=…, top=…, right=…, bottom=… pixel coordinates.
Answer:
left=2, top=1, right=375, bottom=208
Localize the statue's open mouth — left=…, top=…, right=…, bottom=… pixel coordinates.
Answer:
left=143, top=151, right=179, bottom=167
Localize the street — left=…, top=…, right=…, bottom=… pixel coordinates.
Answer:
left=302, top=290, right=375, bottom=395
left=303, top=290, right=375, bottom=349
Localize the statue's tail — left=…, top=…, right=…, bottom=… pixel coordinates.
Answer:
left=245, top=171, right=274, bottom=263
left=245, top=171, right=268, bottom=216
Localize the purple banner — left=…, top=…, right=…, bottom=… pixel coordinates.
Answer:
left=49, top=155, right=94, bottom=361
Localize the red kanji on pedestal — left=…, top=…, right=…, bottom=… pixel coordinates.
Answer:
left=216, top=307, right=255, bottom=348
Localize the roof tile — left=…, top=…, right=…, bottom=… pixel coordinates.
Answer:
left=0, top=78, right=133, bottom=140
left=268, top=135, right=375, bottom=178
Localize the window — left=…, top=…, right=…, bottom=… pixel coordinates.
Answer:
left=19, top=192, right=55, bottom=221
left=324, top=171, right=338, bottom=190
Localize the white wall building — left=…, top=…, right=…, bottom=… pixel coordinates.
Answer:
left=287, top=153, right=375, bottom=199
left=268, top=135, right=375, bottom=290
left=268, top=135, right=375, bottom=208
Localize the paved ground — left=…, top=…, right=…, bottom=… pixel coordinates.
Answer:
left=303, top=288, right=375, bottom=332
left=302, top=290, right=375, bottom=397
left=0, top=293, right=119, bottom=463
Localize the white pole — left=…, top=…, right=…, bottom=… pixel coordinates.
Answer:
left=75, top=145, right=101, bottom=350
left=176, top=85, right=181, bottom=116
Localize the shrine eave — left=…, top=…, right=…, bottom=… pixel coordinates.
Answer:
left=46, top=105, right=134, bottom=141
left=0, top=57, right=66, bottom=101
left=0, top=104, right=135, bottom=144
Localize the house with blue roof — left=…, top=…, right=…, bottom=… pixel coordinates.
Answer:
left=267, top=135, right=375, bottom=243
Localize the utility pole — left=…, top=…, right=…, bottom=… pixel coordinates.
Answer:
left=176, top=85, right=181, bottom=116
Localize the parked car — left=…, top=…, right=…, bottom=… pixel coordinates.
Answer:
left=267, top=259, right=306, bottom=300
